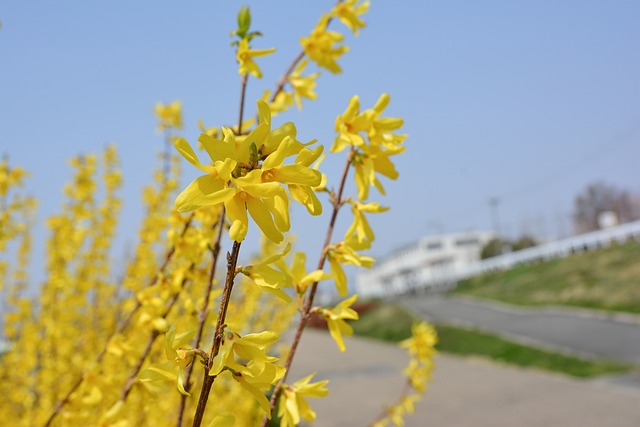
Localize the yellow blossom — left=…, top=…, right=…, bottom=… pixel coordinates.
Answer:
left=331, top=0, right=370, bottom=35
left=326, top=240, right=374, bottom=296
left=210, top=330, right=280, bottom=377
left=174, top=101, right=323, bottom=243
left=345, top=201, right=389, bottom=250
left=155, top=100, right=183, bottom=132
left=278, top=373, right=329, bottom=427
left=241, top=243, right=294, bottom=301
left=332, top=95, right=371, bottom=152
left=278, top=250, right=331, bottom=294
left=300, top=14, right=349, bottom=74
left=318, top=294, right=359, bottom=352
left=236, top=38, right=275, bottom=78
left=288, top=59, right=319, bottom=109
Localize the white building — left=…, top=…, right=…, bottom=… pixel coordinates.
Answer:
left=356, top=230, right=495, bottom=298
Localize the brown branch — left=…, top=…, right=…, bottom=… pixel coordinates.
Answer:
left=270, top=50, right=305, bottom=104
left=237, top=74, right=249, bottom=135
left=261, top=148, right=354, bottom=426
left=191, top=240, right=242, bottom=427
left=176, top=208, right=226, bottom=427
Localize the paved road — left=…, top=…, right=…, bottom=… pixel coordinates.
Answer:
left=401, top=295, right=640, bottom=364
left=291, top=329, right=640, bottom=427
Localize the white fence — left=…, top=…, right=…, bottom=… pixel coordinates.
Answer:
left=404, top=220, right=640, bottom=295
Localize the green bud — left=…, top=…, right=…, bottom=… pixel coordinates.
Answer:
left=237, top=6, right=251, bottom=38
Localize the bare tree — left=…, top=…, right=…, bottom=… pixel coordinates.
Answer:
left=572, top=181, right=639, bottom=233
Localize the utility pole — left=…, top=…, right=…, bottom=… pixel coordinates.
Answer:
left=489, top=197, right=501, bottom=237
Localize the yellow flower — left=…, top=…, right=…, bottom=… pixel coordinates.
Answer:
left=352, top=144, right=404, bottom=200
left=319, top=294, right=359, bottom=352
left=210, top=330, right=280, bottom=377
left=300, top=14, right=349, bottom=74
left=345, top=201, right=389, bottom=250
left=400, top=322, right=438, bottom=362
left=139, top=325, right=196, bottom=396
left=365, top=93, right=406, bottom=149
left=288, top=59, right=319, bottom=109
left=241, top=243, right=294, bottom=301
left=261, top=89, right=295, bottom=116
left=278, top=373, right=329, bottom=427
left=174, top=101, right=323, bottom=243
left=326, top=240, right=374, bottom=296
left=155, top=100, right=183, bottom=132
left=236, top=38, right=275, bottom=78
left=278, top=250, right=331, bottom=294
left=331, top=0, right=369, bottom=35
left=232, top=360, right=286, bottom=416
left=331, top=95, right=372, bottom=152
left=210, top=330, right=284, bottom=417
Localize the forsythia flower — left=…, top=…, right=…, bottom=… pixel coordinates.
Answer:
left=331, top=0, right=370, bottom=35
left=139, top=326, right=196, bottom=396
left=155, top=100, right=183, bottom=132
left=318, top=294, right=359, bottom=352
left=210, top=329, right=285, bottom=416
left=240, top=243, right=293, bottom=301
left=327, top=240, right=374, bottom=296
left=210, top=330, right=280, bottom=376
left=236, top=38, right=276, bottom=78
left=373, top=322, right=437, bottom=427
left=261, top=89, right=295, bottom=117
left=288, top=59, right=319, bottom=109
left=278, top=373, right=329, bottom=427
left=173, top=101, right=323, bottom=243
left=278, top=250, right=331, bottom=294
left=332, top=94, right=406, bottom=200
left=345, top=201, right=389, bottom=250
left=300, top=14, right=349, bottom=74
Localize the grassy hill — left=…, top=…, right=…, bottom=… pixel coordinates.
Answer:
left=453, top=240, right=640, bottom=314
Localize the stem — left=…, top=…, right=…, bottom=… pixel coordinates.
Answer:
left=261, top=148, right=354, bottom=426
left=43, top=214, right=194, bottom=427
left=237, top=74, right=249, bottom=135
left=191, top=240, right=242, bottom=427
left=163, top=130, right=172, bottom=182
left=176, top=208, right=226, bottom=427
left=270, top=51, right=305, bottom=104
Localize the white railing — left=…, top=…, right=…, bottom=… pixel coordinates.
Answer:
left=383, top=220, right=640, bottom=296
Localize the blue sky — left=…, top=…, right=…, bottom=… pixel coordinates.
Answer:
left=2, top=1, right=639, bottom=270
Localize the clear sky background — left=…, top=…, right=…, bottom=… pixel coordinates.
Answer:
left=2, top=1, right=639, bottom=274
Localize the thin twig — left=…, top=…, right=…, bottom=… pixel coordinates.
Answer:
left=191, top=240, right=242, bottom=427
left=176, top=208, right=226, bottom=427
left=237, top=74, right=249, bottom=135
left=261, top=148, right=354, bottom=426
left=270, top=50, right=305, bottom=104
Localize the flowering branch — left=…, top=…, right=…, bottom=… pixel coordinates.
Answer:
left=191, top=240, right=242, bottom=427
left=176, top=208, right=226, bottom=426
left=261, top=147, right=355, bottom=426
left=43, top=214, right=195, bottom=427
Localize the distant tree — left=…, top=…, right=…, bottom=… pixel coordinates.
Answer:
left=512, top=235, right=537, bottom=251
left=480, top=238, right=505, bottom=259
left=480, top=235, right=537, bottom=259
left=572, top=182, right=639, bottom=234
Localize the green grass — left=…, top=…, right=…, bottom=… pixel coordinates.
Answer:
left=352, top=302, right=634, bottom=378
left=453, top=241, right=640, bottom=314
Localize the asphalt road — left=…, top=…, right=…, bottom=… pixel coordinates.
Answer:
left=401, top=294, right=640, bottom=364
